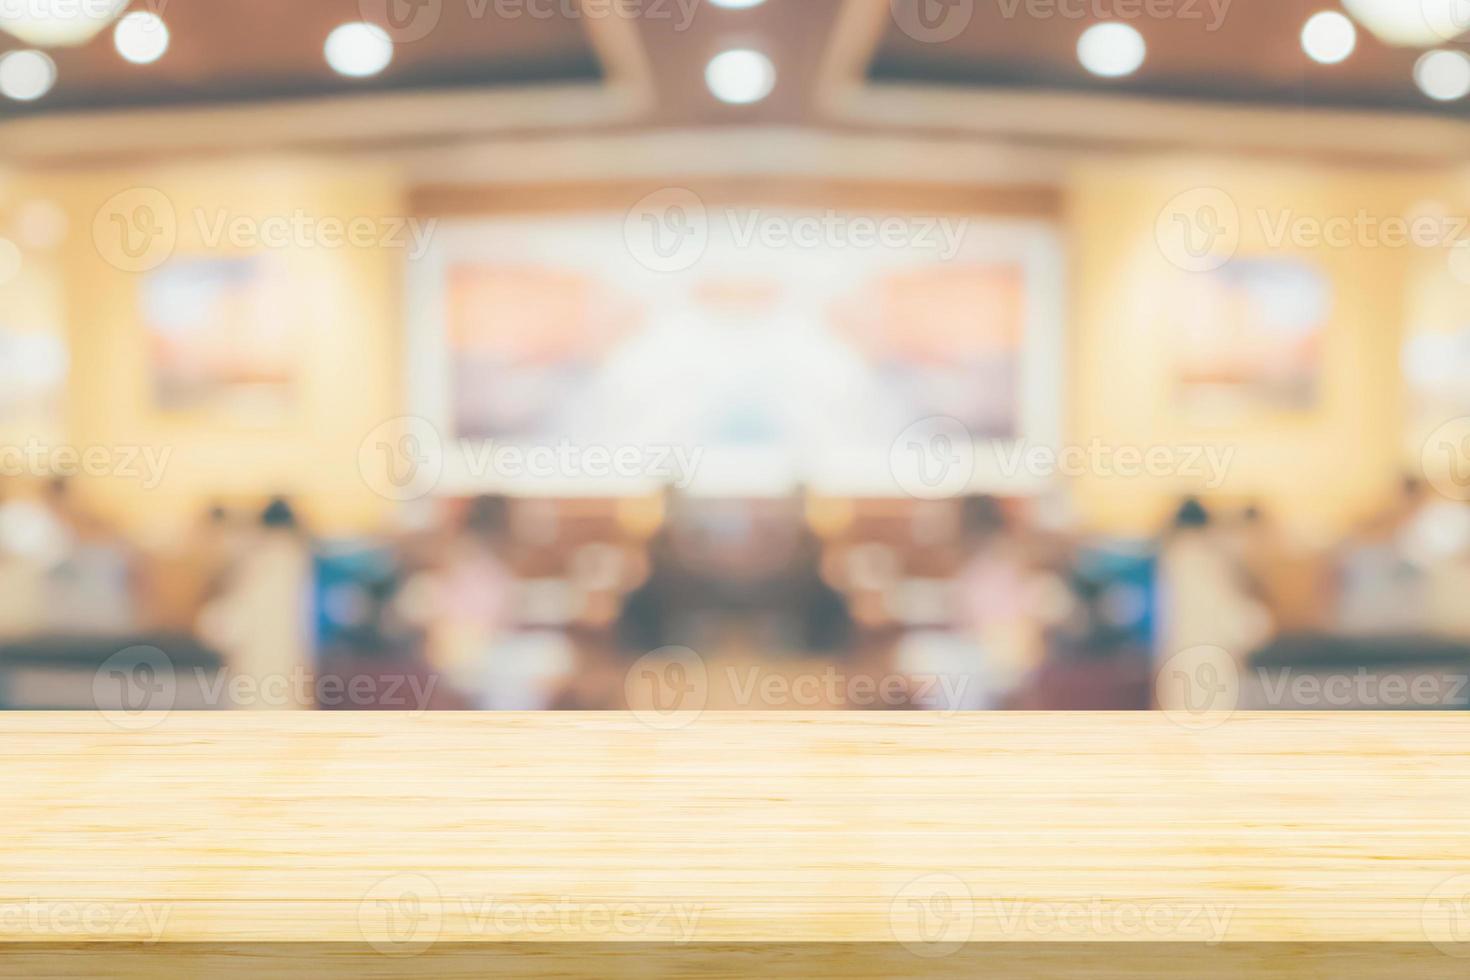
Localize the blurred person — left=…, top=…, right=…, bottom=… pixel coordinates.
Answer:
left=40, top=477, right=84, bottom=529
left=1011, top=565, right=1153, bottom=710
left=1222, top=504, right=1269, bottom=573
left=191, top=504, right=252, bottom=594
left=951, top=495, right=1043, bottom=700
left=1335, top=477, right=1433, bottom=635
left=617, top=492, right=857, bottom=658
left=1154, top=498, right=1273, bottom=710
left=424, top=495, right=532, bottom=707
left=43, top=507, right=138, bottom=635
left=138, top=504, right=260, bottom=633
left=891, top=628, right=992, bottom=710
left=783, top=522, right=857, bottom=656
left=0, top=477, right=137, bottom=636
left=197, top=497, right=315, bottom=709
left=1221, top=503, right=1304, bottom=628
left=475, top=631, right=575, bottom=711
left=0, top=481, right=62, bottom=639
left=1394, top=487, right=1470, bottom=639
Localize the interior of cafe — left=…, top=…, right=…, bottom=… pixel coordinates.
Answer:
left=3, top=0, right=1470, bottom=714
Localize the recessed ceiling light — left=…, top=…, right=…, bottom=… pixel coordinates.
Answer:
left=705, top=48, right=776, bottom=105
left=114, top=11, right=170, bottom=65
left=1415, top=49, right=1470, bottom=101
left=0, top=49, right=56, bottom=101
left=709, top=0, right=768, bottom=6
left=0, top=0, right=127, bottom=47
left=1077, top=22, right=1145, bottom=78
left=1342, top=0, right=1470, bottom=46
left=324, top=22, right=394, bottom=78
left=1301, top=11, right=1356, bottom=64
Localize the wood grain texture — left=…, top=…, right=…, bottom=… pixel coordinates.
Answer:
left=2, top=712, right=1468, bottom=952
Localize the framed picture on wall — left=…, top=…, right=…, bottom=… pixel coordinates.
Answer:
left=1170, top=257, right=1331, bottom=416
left=406, top=209, right=1065, bottom=497
left=140, top=255, right=297, bottom=421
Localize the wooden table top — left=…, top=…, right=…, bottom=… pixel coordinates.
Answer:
left=2, top=711, right=1468, bottom=974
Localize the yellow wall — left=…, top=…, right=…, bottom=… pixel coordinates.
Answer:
left=1065, top=158, right=1440, bottom=539
left=9, top=160, right=406, bottom=536
left=4, top=155, right=1458, bottom=540
left=0, top=201, right=65, bottom=451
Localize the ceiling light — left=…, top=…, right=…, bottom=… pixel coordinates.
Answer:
left=324, top=22, right=394, bottom=78
left=1341, top=0, right=1470, bottom=46
left=705, top=48, right=775, bottom=105
left=114, top=11, right=169, bottom=65
left=0, top=0, right=127, bottom=47
left=1077, top=22, right=1146, bottom=78
left=1415, top=49, right=1470, bottom=101
left=1301, top=11, right=1356, bottom=64
left=0, top=49, right=56, bottom=101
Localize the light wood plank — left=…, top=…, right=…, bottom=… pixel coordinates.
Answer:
left=1, top=712, right=1467, bottom=958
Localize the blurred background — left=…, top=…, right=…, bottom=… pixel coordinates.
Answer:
left=4, top=0, right=1470, bottom=714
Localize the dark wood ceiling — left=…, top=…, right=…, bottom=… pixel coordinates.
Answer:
left=0, top=0, right=601, bottom=114
left=1, top=0, right=1467, bottom=122
left=871, top=0, right=1470, bottom=114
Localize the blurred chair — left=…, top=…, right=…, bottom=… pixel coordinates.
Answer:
left=0, top=633, right=222, bottom=710
left=1244, top=633, right=1470, bottom=710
